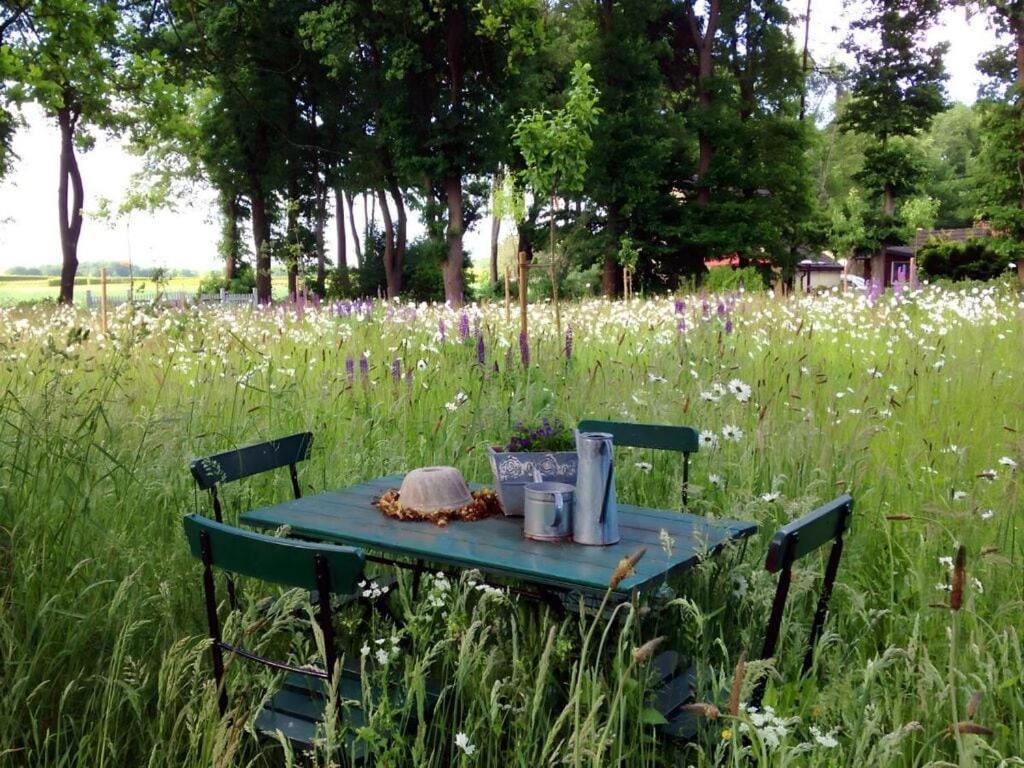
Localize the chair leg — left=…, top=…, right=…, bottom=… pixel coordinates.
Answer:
left=752, top=564, right=792, bottom=710
left=200, top=532, right=228, bottom=716
left=802, top=536, right=845, bottom=675
left=681, top=455, right=690, bottom=511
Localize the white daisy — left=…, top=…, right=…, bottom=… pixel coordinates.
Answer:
left=698, top=430, right=719, bottom=449
left=454, top=732, right=477, bottom=756
left=721, top=424, right=744, bottom=442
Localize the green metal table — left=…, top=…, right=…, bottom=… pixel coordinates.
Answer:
left=240, top=474, right=757, bottom=597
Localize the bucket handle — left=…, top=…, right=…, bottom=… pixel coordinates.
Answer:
left=551, top=491, right=563, bottom=528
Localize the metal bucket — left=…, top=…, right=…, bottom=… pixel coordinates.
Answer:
left=523, top=482, right=574, bottom=541
left=572, top=431, right=619, bottom=546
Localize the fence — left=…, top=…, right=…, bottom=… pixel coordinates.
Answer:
left=85, top=287, right=259, bottom=310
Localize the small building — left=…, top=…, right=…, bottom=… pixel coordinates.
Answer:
left=796, top=254, right=845, bottom=291
left=848, top=226, right=993, bottom=288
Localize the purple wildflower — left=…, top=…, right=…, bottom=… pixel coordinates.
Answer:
left=677, top=318, right=686, bottom=334
left=717, top=301, right=726, bottom=316
left=725, top=318, right=733, bottom=334
left=438, top=318, right=447, bottom=341
left=476, top=330, right=486, bottom=365
left=359, top=354, right=369, bottom=381
left=565, top=325, right=573, bottom=360
left=345, top=355, right=354, bottom=382
left=519, top=331, right=530, bottom=367
left=674, top=299, right=686, bottom=314
left=391, top=358, right=401, bottom=383
left=458, top=312, right=470, bottom=342
left=405, top=370, right=414, bottom=393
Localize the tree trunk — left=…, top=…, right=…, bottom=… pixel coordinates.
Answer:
left=602, top=205, right=623, bottom=297
left=516, top=219, right=533, bottom=261
left=222, top=193, right=240, bottom=283
left=387, top=175, right=407, bottom=295
left=345, top=191, right=362, bottom=268
left=883, top=183, right=896, bottom=217
left=490, top=175, right=501, bottom=287
left=687, top=0, right=719, bottom=207
left=57, top=107, right=83, bottom=305
left=602, top=255, right=620, bottom=297
left=443, top=175, right=466, bottom=307
left=251, top=192, right=271, bottom=302
left=313, top=181, right=328, bottom=297
left=377, top=188, right=399, bottom=298
left=286, top=189, right=299, bottom=299
left=440, top=6, right=466, bottom=308
left=334, top=188, right=351, bottom=295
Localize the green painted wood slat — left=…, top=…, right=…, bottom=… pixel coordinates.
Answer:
left=240, top=475, right=755, bottom=595
left=183, top=514, right=365, bottom=595
left=190, top=432, right=313, bottom=490
left=764, top=494, right=852, bottom=572
left=577, top=420, right=699, bottom=453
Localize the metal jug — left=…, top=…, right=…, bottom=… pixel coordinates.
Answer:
left=523, top=482, right=574, bottom=541
left=572, top=431, right=619, bottom=546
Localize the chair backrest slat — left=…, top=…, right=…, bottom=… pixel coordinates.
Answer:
left=190, top=432, right=314, bottom=490
left=183, top=514, right=364, bottom=595
left=577, top=420, right=699, bottom=454
left=764, top=495, right=853, bottom=573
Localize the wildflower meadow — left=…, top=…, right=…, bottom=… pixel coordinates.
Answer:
left=1, top=283, right=1022, bottom=767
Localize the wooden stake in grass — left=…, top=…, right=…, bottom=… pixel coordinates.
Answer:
left=950, top=545, right=966, bottom=611
left=504, top=265, right=511, bottom=321
left=100, top=267, right=108, bottom=334
left=729, top=651, right=747, bottom=716
left=518, top=250, right=528, bottom=341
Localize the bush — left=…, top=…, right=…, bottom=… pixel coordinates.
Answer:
left=341, top=228, right=471, bottom=303
left=196, top=263, right=256, bottom=296
left=702, top=265, right=768, bottom=293
left=917, top=237, right=1014, bottom=282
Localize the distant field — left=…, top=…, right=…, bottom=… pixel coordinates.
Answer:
left=0, top=275, right=301, bottom=305
left=0, top=276, right=205, bottom=305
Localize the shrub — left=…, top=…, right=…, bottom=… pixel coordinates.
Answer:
left=196, top=263, right=256, bottom=296
left=702, top=265, right=768, bottom=293
left=917, top=237, right=1013, bottom=282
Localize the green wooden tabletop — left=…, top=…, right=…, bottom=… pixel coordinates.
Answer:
left=240, top=474, right=757, bottom=595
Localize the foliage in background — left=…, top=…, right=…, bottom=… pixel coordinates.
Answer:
left=702, top=266, right=768, bottom=293
left=916, top=236, right=1015, bottom=281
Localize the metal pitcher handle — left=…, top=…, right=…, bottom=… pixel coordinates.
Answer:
left=599, top=457, right=614, bottom=524
left=551, top=492, right=563, bottom=528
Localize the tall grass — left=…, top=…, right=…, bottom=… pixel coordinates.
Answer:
left=0, top=284, right=1021, bottom=766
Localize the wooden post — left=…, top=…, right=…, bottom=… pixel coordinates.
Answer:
left=100, top=268, right=108, bottom=334
left=551, top=257, right=561, bottom=335
left=504, top=265, right=511, bottom=322
left=518, top=250, right=528, bottom=341
left=622, top=266, right=629, bottom=302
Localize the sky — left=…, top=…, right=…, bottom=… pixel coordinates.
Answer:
left=0, top=4, right=1004, bottom=274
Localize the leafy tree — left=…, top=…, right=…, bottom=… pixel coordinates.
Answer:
left=971, top=3, right=1024, bottom=283
left=839, top=0, right=947, bottom=217
left=5, top=0, right=129, bottom=303
left=512, top=59, right=600, bottom=324
left=0, top=5, right=30, bottom=179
